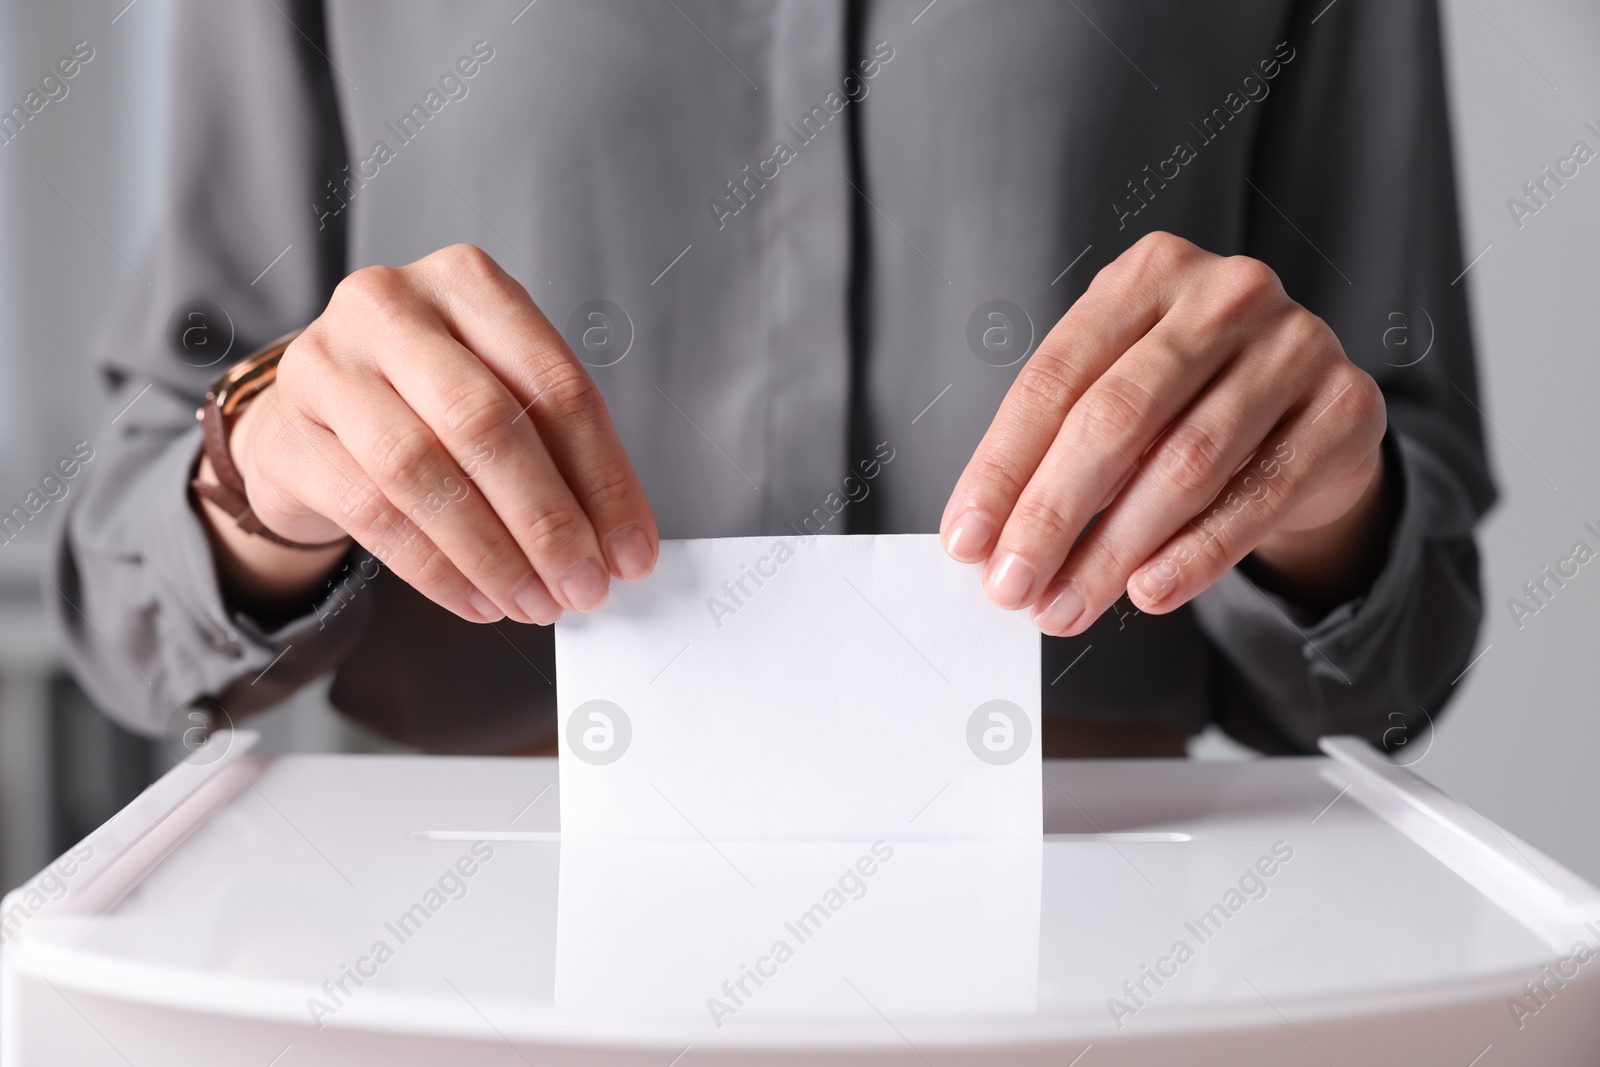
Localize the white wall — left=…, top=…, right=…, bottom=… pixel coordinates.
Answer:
left=1418, top=1, right=1600, bottom=883
left=0, top=0, right=167, bottom=589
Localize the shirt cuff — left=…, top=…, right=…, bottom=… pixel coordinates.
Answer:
left=145, top=423, right=373, bottom=721
left=1192, top=429, right=1423, bottom=688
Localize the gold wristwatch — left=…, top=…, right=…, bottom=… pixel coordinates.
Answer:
left=190, top=329, right=348, bottom=550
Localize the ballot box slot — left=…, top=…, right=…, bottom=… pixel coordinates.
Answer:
left=406, top=830, right=1191, bottom=843
left=410, top=830, right=561, bottom=842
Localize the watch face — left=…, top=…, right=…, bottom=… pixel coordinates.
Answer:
left=209, top=335, right=299, bottom=415
left=167, top=299, right=236, bottom=369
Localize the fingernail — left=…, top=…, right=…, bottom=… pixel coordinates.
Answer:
left=560, top=557, right=610, bottom=612
left=465, top=588, right=504, bottom=623
left=986, top=552, right=1037, bottom=609
left=1033, top=581, right=1086, bottom=635
left=606, top=525, right=655, bottom=581
left=945, top=510, right=997, bottom=562
left=513, top=573, right=563, bottom=626
left=1136, top=560, right=1180, bottom=603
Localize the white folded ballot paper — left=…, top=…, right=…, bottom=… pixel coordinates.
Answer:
left=555, top=533, right=1042, bottom=842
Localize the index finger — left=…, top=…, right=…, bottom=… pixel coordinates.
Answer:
left=420, top=245, right=659, bottom=585
left=940, top=233, right=1194, bottom=567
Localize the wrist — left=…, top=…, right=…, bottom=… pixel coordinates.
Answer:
left=194, top=388, right=349, bottom=620
left=1245, top=446, right=1393, bottom=614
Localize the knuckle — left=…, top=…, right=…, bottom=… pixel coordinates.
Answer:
left=1215, top=256, right=1282, bottom=306
left=459, top=536, right=522, bottom=584
left=409, top=543, right=459, bottom=593
left=244, top=461, right=296, bottom=515
left=1011, top=356, right=1079, bottom=413
left=439, top=380, right=519, bottom=444
left=1187, top=502, right=1244, bottom=562
left=1008, top=493, right=1077, bottom=546
left=539, top=363, right=603, bottom=421
left=335, top=479, right=392, bottom=532
left=334, top=264, right=406, bottom=309
left=1073, top=381, right=1148, bottom=447
left=1153, top=421, right=1227, bottom=496
left=367, top=422, right=439, bottom=487
left=1185, top=520, right=1236, bottom=571
left=438, top=243, right=510, bottom=293
left=443, top=242, right=498, bottom=274
left=1076, top=537, right=1140, bottom=587
left=1355, top=369, right=1387, bottom=422
left=1279, top=308, right=1333, bottom=355
left=249, top=401, right=296, bottom=456
left=966, top=452, right=1030, bottom=504
left=577, top=456, right=637, bottom=514
left=522, top=504, right=586, bottom=558
left=268, top=373, right=309, bottom=421
left=276, top=334, right=338, bottom=403
left=280, top=330, right=326, bottom=372
left=1342, top=367, right=1388, bottom=435
left=1127, top=231, right=1197, bottom=276
left=1131, top=230, right=1179, bottom=261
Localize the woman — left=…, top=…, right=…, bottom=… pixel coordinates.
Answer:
left=49, top=0, right=1493, bottom=757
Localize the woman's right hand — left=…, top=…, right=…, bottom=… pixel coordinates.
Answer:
left=207, top=243, right=658, bottom=626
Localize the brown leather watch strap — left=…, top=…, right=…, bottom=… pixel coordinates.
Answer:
left=191, top=330, right=348, bottom=551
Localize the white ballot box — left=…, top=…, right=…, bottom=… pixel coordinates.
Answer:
left=4, top=731, right=1598, bottom=1065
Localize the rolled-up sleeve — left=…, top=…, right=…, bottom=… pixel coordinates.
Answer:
left=1190, top=0, right=1497, bottom=754
left=44, top=0, right=361, bottom=736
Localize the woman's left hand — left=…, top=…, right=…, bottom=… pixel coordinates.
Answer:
left=942, top=231, right=1391, bottom=636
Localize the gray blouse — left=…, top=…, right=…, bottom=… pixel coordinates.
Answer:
left=47, top=0, right=1495, bottom=755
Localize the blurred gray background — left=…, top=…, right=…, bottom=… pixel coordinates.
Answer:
left=0, top=0, right=1595, bottom=894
